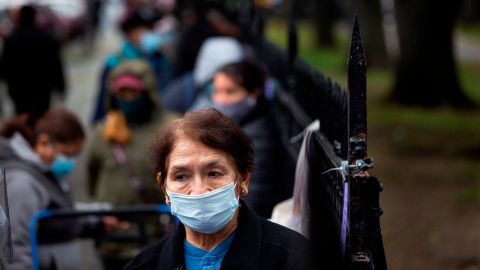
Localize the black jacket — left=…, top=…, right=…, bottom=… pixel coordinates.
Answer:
left=124, top=202, right=315, bottom=270
left=240, top=100, right=294, bottom=218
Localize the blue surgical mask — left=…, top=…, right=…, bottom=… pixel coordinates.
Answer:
left=213, top=96, right=257, bottom=123
left=140, top=31, right=173, bottom=54
left=50, top=154, right=76, bottom=181
left=167, top=182, right=239, bottom=234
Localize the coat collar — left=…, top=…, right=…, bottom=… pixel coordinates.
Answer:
left=157, top=201, right=261, bottom=270
left=221, top=201, right=261, bottom=269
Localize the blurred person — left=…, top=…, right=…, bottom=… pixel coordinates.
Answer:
left=86, top=59, right=178, bottom=270
left=189, top=60, right=292, bottom=218
left=92, top=6, right=172, bottom=124
left=124, top=109, right=313, bottom=270
left=172, top=0, right=242, bottom=78
left=0, top=5, right=65, bottom=120
left=0, top=109, right=86, bottom=270
left=151, top=0, right=179, bottom=61
left=84, top=0, right=104, bottom=44
left=162, top=36, right=245, bottom=114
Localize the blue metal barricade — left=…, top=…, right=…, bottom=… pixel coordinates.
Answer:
left=29, top=204, right=171, bottom=270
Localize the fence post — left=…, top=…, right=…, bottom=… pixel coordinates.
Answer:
left=347, top=16, right=374, bottom=270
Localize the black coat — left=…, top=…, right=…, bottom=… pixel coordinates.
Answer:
left=124, top=202, right=315, bottom=270
left=240, top=100, right=294, bottom=218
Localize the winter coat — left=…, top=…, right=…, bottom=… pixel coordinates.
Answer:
left=86, top=110, right=178, bottom=259
left=123, top=201, right=315, bottom=270
left=0, top=134, right=81, bottom=270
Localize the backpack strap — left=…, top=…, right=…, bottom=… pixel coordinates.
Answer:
left=110, top=144, right=157, bottom=204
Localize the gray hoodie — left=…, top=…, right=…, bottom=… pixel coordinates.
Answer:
left=0, top=133, right=81, bottom=270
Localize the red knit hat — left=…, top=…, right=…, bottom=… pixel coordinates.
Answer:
left=110, top=74, right=146, bottom=94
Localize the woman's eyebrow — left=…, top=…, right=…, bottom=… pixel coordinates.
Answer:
left=169, top=165, right=189, bottom=172
left=205, top=160, right=224, bottom=168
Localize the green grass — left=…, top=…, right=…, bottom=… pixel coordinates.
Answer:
left=265, top=20, right=348, bottom=83
left=458, top=64, right=480, bottom=103
left=456, top=186, right=480, bottom=205
left=458, top=22, right=480, bottom=42
left=370, top=106, right=480, bottom=133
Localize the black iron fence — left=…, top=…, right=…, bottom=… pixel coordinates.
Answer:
left=246, top=10, right=388, bottom=269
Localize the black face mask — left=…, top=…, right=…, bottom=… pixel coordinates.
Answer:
left=114, top=94, right=153, bottom=123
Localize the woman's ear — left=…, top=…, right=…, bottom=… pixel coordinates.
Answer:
left=239, top=172, right=251, bottom=197
left=156, top=172, right=162, bottom=185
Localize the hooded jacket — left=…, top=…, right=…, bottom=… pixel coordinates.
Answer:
left=0, top=134, right=81, bottom=270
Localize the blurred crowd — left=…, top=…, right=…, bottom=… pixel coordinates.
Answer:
left=0, top=0, right=296, bottom=269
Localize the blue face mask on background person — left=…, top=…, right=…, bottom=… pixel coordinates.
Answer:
left=140, top=31, right=173, bottom=54
left=167, top=182, right=239, bottom=234
left=50, top=154, right=76, bottom=180
left=213, top=96, right=257, bottom=123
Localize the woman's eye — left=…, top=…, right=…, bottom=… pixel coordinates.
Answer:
left=208, top=171, right=222, bottom=178
left=174, top=174, right=188, bottom=181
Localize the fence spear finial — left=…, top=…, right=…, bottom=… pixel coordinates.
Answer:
left=348, top=15, right=368, bottom=160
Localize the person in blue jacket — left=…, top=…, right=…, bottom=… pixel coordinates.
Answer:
left=92, top=6, right=172, bottom=124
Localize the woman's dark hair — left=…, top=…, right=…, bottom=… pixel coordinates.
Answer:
left=216, top=60, right=266, bottom=93
left=151, top=108, right=254, bottom=184
left=19, top=5, right=36, bottom=28
left=120, top=6, right=159, bottom=33
left=0, top=108, right=85, bottom=146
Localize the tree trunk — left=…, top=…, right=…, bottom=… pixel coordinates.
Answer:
left=461, top=0, right=480, bottom=22
left=349, top=0, right=389, bottom=67
left=391, top=0, right=474, bottom=107
left=312, top=0, right=341, bottom=47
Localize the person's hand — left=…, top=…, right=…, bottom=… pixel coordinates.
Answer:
left=102, top=216, right=130, bottom=233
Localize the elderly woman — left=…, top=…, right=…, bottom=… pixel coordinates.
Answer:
left=124, top=109, right=313, bottom=270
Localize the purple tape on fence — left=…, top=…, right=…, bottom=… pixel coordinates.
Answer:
left=340, top=180, right=349, bottom=257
